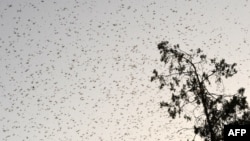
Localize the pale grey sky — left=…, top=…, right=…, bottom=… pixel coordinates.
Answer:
left=1, top=0, right=250, bottom=140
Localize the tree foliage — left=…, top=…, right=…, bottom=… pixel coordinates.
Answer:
left=151, top=41, right=250, bottom=141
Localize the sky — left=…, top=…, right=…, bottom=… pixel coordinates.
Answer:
left=0, top=0, right=250, bottom=141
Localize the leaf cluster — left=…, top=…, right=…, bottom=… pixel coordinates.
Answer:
left=151, top=41, right=250, bottom=141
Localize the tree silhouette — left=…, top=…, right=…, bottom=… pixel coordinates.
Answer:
left=151, top=41, right=250, bottom=141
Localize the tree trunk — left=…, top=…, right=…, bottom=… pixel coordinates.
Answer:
left=191, top=60, right=216, bottom=141
left=200, top=88, right=216, bottom=141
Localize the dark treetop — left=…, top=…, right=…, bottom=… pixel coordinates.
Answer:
left=151, top=41, right=250, bottom=141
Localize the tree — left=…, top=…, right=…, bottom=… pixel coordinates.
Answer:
left=151, top=41, right=250, bottom=141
